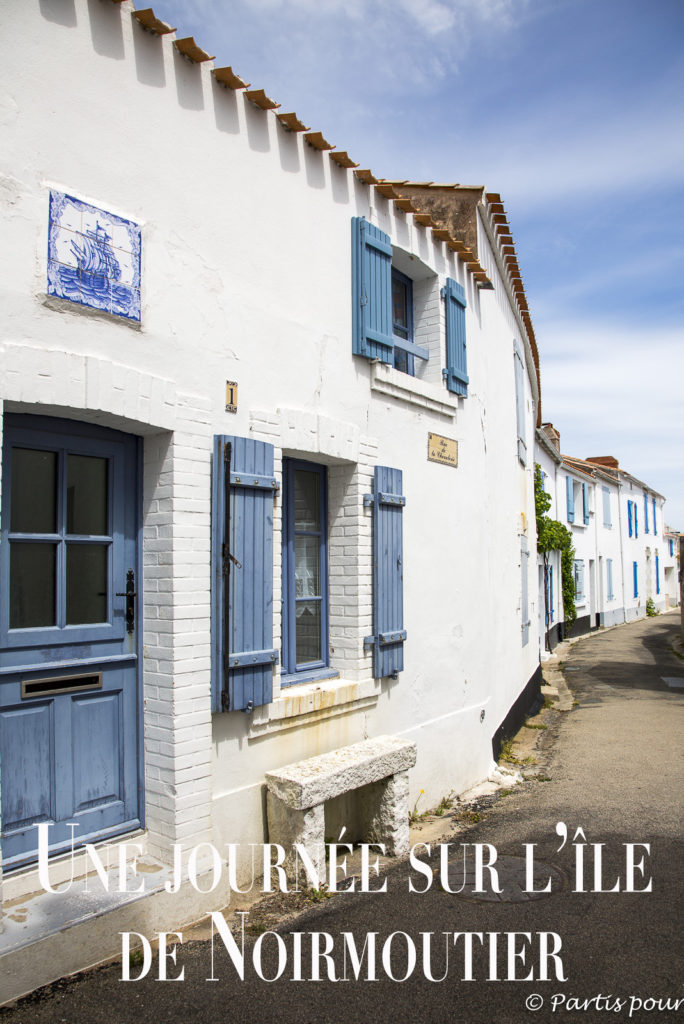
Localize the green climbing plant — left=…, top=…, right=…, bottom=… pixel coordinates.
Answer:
left=535, top=464, right=576, bottom=626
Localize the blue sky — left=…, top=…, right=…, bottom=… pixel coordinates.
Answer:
left=157, top=0, right=684, bottom=526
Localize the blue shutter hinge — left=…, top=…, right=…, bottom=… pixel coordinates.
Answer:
left=377, top=491, right=406, bottom=506
left=363, top=493, right=375, bottom=508
left=365, top=630, right=407, bottom=648
left=440, top=286, right=447, bottom=300
left=242, top=700, right=254, bottom=714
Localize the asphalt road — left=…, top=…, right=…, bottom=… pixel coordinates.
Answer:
left=4, top=611, right=683, bottom=1024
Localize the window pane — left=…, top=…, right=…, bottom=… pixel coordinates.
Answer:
left=67, top=455, right=108, bottom=535
left=296, top=601, right=321, bottom=664
left=10, top=542, right=57, bottom=628
left=295, top=535, right=320, bottom=597
left=294, top=471, right=319, bottom=532
left=392, top=275, right=409, bottom=337
left=11, top=448, right=57, bottom=534
left=66, top=543, right=108, bottom=624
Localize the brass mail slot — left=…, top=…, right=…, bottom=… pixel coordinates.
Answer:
left=21, top=672, right=103, bottom=699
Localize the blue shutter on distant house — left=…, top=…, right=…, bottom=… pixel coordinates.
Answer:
left=582, top=482, right=589, bottom=525
left=633, top=561, right=638, bottom=598
left=644, top=493, right=649, bottom=533
left=634, top=502, right=638, bottom=537
left=566, top=476, right=575, bottom=523
left=351, top=217, right=393, bottom=363
left=652, top=497, right=657, bottom=534
left=443, top=278, right=468, bottom=397
left=211, top=435, right=278, bottom=713
left=549, top=565, right=554, bottom=623
left=607, top=558, right=614, bottom=601
left=627, top=500, right=633, bottom=537
left=656, top=554, right=660, bottom=594
left=366, top=466, right=406, bottom=678
left=521, top=535, right=530, bottom=645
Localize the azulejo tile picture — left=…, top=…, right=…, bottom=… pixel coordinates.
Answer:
left=47, top=191, right=141, bottom=321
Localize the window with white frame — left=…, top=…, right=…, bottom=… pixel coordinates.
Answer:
left=574, top=559, right=585, bottom=602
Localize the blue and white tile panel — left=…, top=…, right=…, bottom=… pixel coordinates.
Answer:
left=47, top=191, right=141, bottom=321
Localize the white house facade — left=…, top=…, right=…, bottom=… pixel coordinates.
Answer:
left=0, top=0, right=542, bottom=939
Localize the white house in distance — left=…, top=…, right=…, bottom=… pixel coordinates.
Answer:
left=0, top=0, right=544, bottom=989
left=534, top=425, right=674, bottom=653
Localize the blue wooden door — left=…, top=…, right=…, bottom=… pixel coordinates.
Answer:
left=0, top=415, right=141, bottom=868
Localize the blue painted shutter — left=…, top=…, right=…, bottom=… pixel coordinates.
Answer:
left=644, top=494, right=649, bottom=533
left=211, top=435, right=278, bottom=713
left=352, top=217, right=393, bottom=363
left=607, top=558, right=613, bottom=601
left=367, top=466, right=406, bottom=678
left=633, top=561, right=638, bottom=598
left=521, top=535, right=530, bottom=645
left=652, top=497, right=657, bottom=534
left=549, top=565, right=554, bottom=622
left=443, top=278, right=468, bottom=396
left=627, top=500, right=633, bottom=537
left=634, top=502, right=638, bottom=537
left=582, top=482, right=589, bottom=525
left=656, top=554, right=660, bottom=594
left=513, top=342, right=527, bottom=463
left=566, top=476, right=575, bottom=523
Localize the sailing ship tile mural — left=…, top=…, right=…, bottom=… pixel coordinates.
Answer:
left=47, top=191, right=141, bottom=321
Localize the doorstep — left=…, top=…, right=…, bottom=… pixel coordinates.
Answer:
left=0, top=834, right=227, bottom=1006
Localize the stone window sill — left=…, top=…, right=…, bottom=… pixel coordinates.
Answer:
left=370, top=362, right=457, bottom=418
left=248, top=675, right=380, bottom=737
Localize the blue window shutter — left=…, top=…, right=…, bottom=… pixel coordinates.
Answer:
left=652, top=497, right=657, bottom=534
left=566, top=476, right=575, bottom=523
left=513, top=342, right=527, bottom=463
left=607, top=558, right=613, bottom=601
left=644, top=493, right=649, bottom=533
left=211, top=435, right=278, bottom=713
left=443, top=278, right=468, bottom=396
left=627, top=500, right=633, bottom=537
left=633, top=561, right=638, bottom=598
left=352, top=217, right=393, bottom=363
left=656, top=554, right=660, bottom=594
left=521, top=535, right=530, bottom=645
left=634, top=502, right=638, bottom=537
left=582, top=482, right=589, bottom=525
left=549, top=565, right=554, bottom=623
left=368, top=466, right=406, bottom=677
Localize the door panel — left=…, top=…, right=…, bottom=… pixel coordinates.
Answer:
left=0, top=415, right=141, bottom=868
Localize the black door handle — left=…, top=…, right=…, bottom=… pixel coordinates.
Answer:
left=115, top=569, right=136, bottom=634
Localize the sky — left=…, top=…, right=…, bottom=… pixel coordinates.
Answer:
left=156, top=0, right=684, bottom=526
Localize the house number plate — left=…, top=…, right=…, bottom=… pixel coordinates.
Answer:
left=225, top=380, right=238, bottom=413
left=428, top=432, right=458, bottom=468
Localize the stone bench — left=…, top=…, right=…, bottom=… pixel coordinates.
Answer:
left=265, top=735, right=417, bottom=885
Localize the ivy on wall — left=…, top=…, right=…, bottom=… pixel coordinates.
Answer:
left=535, top=464, right=577, bottom=627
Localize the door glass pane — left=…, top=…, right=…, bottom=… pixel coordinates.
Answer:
left=294, top=471, right=319, bottom=532
left=66, top=544, right=108, bottom=624
left=67, top=455, right=108, bottom=535
left=295, top=535, right=320, bottom=597
left=10, top=543, right=57, bottom=628
left=296, top=601, right=321, bottom=664
left=10, top=448, right=57, bottom=534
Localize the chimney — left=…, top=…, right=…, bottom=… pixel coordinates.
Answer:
left=586, top=456, right=619, bottom=469
left=540, top=422, right=561, bottom=452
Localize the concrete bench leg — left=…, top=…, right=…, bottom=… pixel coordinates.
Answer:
left=360, top=769, right=410, bottom=856
left=266, top=795, right=325, bottom=886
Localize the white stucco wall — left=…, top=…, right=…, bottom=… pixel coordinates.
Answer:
left=1, top=1, right=540, bottom=876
